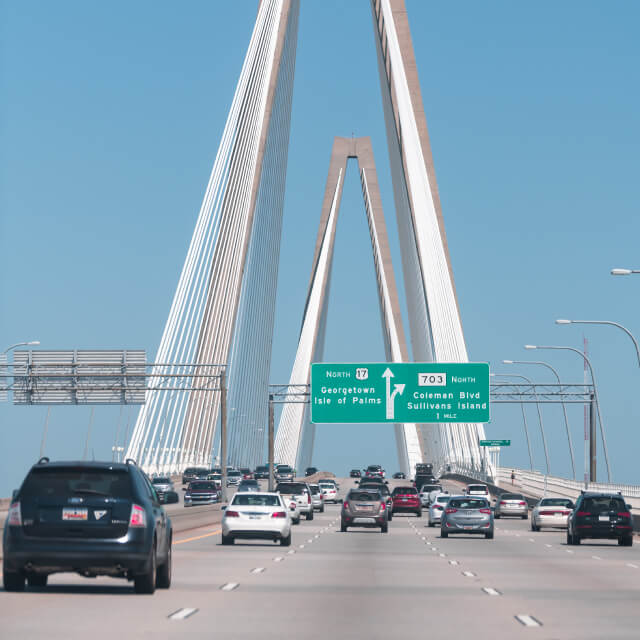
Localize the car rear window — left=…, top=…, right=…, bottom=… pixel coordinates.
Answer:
left=350, top=491, right=380, bottom=501
left=392, top=487, right=417, bottom=495
left=309, top=485, right=320, bottom=494
left=189, top=482, right=217, bottom=491
left=540, top=498, right=573, bottom=507
left=501, top=494, right=524, bottom=500
left=436, top=496, right=450, bottom=504
left=582, top=496, right=626, bottom=513
left=277, top=466, right=293, bottom=473
left=256, top=466, right=268, bottom=472
left=232, top=494, right=282, bottom=507
left=153, top=477, right=171, bottom=484
left=449, top=498, right=489, bottom=509
left=20, top=467, right=133, bottom=499
left=467, top=485, right=487, bottom=492
left=420, top=485, right=441, bottom=493
left=277, top=483, right=306, bottom=494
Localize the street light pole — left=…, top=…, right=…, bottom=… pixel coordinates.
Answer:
left=490, top=373, right=534, bottom=471
left=611, top=268, right=640, bottom=276
left=503, top=359, right=576, bottom=479
left=524, top=344, right=611, bottom=482
left=3, top=340, right=40, bottom=354
left=556, top=319, right=640, bottom=367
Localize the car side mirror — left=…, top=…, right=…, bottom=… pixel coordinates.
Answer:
left=221, top=506, right=227, bottom=511
left=384, top=481, right=389, bottom=485
left=627, top=504, right=633, bottom=510
left=355, top=481, right=359, bottom=485
left=11, top=489, right=18, bottom=500
left=182, top=487, right=187, bottom=491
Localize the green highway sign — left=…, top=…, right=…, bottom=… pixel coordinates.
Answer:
left=310, top=362, right=489, bottom=424
left=479, top=439, right=510, bottom=447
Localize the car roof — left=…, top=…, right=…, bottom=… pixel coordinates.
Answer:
left=31, top=460, right=133, bottom=471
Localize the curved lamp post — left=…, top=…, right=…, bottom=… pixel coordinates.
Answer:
left=525, top=344, right=611, bottom=482
left=3, top=340, right=40, bottom=354
left=611, top=268, right=640, bottom=276
left=503, top=359, right=576, bottom=479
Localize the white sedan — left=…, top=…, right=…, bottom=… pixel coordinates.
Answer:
left=221, top=492, right=292, bottom=546
left=319, top=481, right=340, bottom=503
left=531, top=497, right=574, bottom=531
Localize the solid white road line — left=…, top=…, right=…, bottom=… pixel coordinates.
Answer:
left=482, top=587, right=501, bottom=596
left=250, top=567, right=265, bottom=574
left=220, top=583, right=239, bottom=591
left=168, top=608, right=198, bottom=621
left=462, top=571, right=476, bottom=577
left=515, top=614, right=542, bottom=627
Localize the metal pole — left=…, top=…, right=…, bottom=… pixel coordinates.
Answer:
left=268, top=394, right=275, bottom=492
left=220, top=370, right=227, bottom=503
left=40, top=406, right=51, bottom=458
left=83, top=407, right=94, bottom=461
left=589, top=393, right=597, bottom=482
left=519, top=402, right=534, bottom=471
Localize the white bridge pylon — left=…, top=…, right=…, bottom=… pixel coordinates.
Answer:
left=274, top=137, right=423, bottom=475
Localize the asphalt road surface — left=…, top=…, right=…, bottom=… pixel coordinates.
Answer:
left=2, top=478, right=639, bottom=639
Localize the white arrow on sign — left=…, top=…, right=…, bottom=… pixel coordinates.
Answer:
left=383, top=368, right=405, bottom=420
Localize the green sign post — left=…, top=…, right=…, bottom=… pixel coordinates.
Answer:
left=310, top=362, right=489, bottom=424
left=479, top=439, right=510, bottom=447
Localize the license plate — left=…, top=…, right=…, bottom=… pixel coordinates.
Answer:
left=464, top=525, right=473, bottom=530
left=402, top=498, right=408, bottom=502
left=62, top=507, right=88, bottom=521
left=249, top=515, right=262, bottom=520
left=599, top=515, right=609, bottom=522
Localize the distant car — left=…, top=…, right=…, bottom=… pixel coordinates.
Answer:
left=391, top=486, right=421, bottom=517
left=182, top=466, right=207, bottom=484
left=221, top=492, right=291, bottom=546
left=365, top=465, right=385, bottom=479
left=392, top=472, right=406, bottom=479
left=428, top=493, right=450, bottom=527
left=276, top=482, right=313, bottom=521
left=226, top=470, right=242, bottom=487
left=414, top=474, right=436, bottom=492
left=341, top=488, right=388, bottom=533
left=359, top=481, right=393, bottom=520
left=531, top=497, right=574, bottom=531
left=3, top=458, right=172, bottom=593
left=239, top=468, right=253, bottom=480
left=308, top=484, right=325, bottom=512
left=418, top=484, right=442, bottom=506
left=349, top=469, right=362, bottom=478
left=318, top=480, right=340, bottom=504
left=440, top=495, right=494, bottom=539
left=151, top=477, right=179, bottom=504
left=567, top=492, right=633, bottom=546
left=305, top=467, right=318, bottom=477
left=494, top=493, right=528, bottom=519
left=184, top=481, right=220, bottom=506
left=465, top=484, right=490, bottom=502
left=275, top=465, right=295, bottom=482
left=254, top=465, right=270, bottom=479
left=237, top=479, right=260, bottom=493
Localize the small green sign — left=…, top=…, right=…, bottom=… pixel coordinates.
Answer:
left=479, top=439, right=510, bottom=447
left=310, top=362, right=489, bottom=424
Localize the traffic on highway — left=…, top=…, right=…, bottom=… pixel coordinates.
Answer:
left=3, top=459, right=640, bottom=638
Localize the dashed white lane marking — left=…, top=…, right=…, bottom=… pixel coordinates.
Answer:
left=449, top=560, right=459, bottom=566
left=439, top=553, right=446, bottom=558
left=515, top=614, right=542, bottom=627
left=482, top=587, right=502, bottom=596
left=220, top=583, right=239, bottom=591
left=627, top=563, right=638, bottom=569
left=462, top=571, right=476, bottom=577
left=273, top=556, right=284, bottom=563
left=592, top=555, right=602, bottom=560
left=168, top=608, right=198, bottom=620
left=250, top=567, right=265, bottom=574
left=287, top=550, right=296, bottom=555
left=307, top=539, right=314, bottom=543
left=545, top=544, right=552, bottom=548
left=566, top=550, right=574, bottom=554
left=299, top=544, right=305, bottom=549
left=528, top=538, right=535, bottom=543
left=314, top=534, right=319, bottom=539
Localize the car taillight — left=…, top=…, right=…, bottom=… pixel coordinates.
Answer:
left=271, top=511, right=287, bottom=518
left=225, top=510, right=240, bottom=518
left=343, top=501, right=349, bottom=509
left=479, top=508, right=491, bottom=514
left=320, top=494, right=324, bottom=500
left=519, top=501, right=527, bottom=506
left=434, top=505, right=443, bottom=510
left=380, top=502, right=386, bottom=510
left=500, top=501, right=506, bottom=505
left=446, top=508, right=457, bottom=514
left=7, top=501, right=21, bottom=526
left=308, top=494, right=311, bottom=504
left=617, top=511, right=631, bottom=518
left=129, top=504, right=147, bottom=528
left=576, top=511, right=591, bottom=516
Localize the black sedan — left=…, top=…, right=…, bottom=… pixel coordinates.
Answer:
left=393, top=472, right=406, bottom=479
left=349, top=469, right=362, bottom=478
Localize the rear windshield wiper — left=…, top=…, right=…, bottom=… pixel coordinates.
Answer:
left=72, top=489, right=111, bottom=496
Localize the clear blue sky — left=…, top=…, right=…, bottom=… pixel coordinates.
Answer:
left=1, top=1, right=639, bottom=494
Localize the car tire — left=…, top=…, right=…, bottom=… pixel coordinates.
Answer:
left=485, top=530, right=494, bottom=539
left=221, top=533, right=234, bottom=545
left=340, top=521, right=347, bottom=532
left=3, top=568, right=25, bottom=592
left=440, top=530, right=448, bottom=538
left=494, top=513, right=500, bottom=519
left=416, top=509, right=422, bottom=518
left=306, top=511, right=314, bottom=521
left=522, top=513, right=528, bottom=520
left=387, top=512, right=393, bottom=521
left=428, top=521, right=434, bottom=528
left=320, top=505, right=325, bottom=513
left=27, top=574, right=48, bottom=588
left=381, top=524, right=388, bottom=533
left=280, top=532, right=292, bottom=547
left=156, top=538, right=172, bottom=589
left=293, top=517, right=300, bottom=525
left=134, top=543, right=157, bottom=594
left=620, top=536, right=633, bottom=547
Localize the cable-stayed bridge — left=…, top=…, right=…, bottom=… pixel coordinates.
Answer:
left=126, top=0, right=486, bottom=477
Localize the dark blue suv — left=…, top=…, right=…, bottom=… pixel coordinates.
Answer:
left=3, top=458, right=172, bottom=593
left=567, top=491, right=633, bottom=546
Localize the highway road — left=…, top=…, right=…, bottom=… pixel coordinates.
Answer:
left=2, top=478, right=640, bottom=638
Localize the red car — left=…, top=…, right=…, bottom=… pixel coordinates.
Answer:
left=240, top=468, right=254, bottom=480
left=391, top=486, right=422, bottom=517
